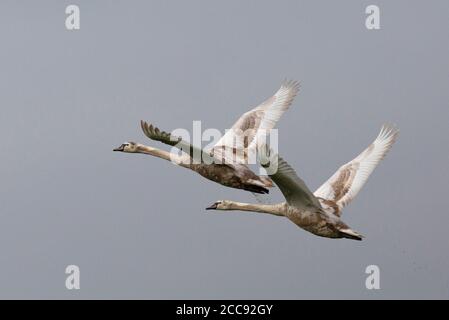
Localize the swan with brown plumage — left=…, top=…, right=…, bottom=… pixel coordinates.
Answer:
left=113, top=80, right=300, bottom=194
left=206, top=125, right=399, bottom=240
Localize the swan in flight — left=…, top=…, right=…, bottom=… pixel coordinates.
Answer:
left=114, top=80, right=300, bottom=194
left=206, top=125, right=399, bottom=240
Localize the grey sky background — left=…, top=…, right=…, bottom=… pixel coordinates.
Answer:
left=0, top=0, right=448, bottom=299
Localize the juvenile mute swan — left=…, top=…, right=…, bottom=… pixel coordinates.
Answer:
left=206, top=125, right=399, bottom=240
left=114, top=80, right=299, bottom=194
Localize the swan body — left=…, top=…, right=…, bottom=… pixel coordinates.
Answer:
left=191, top=163, right=272, bottom=194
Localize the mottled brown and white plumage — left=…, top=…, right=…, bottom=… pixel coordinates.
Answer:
left=207, top=125, right=399, bottom=240
left=314, top=124, right=399, bottom=217
left=115, top=80, right=300, bottom=194
left=212, top=79, right=300, bottom=164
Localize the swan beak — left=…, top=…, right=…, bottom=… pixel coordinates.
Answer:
left=205, top=203, right=218, bottom=210
left=113, top=144, right=125, bottom=152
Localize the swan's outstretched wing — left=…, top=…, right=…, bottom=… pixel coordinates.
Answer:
left=212, top=80, right=300, bottom=164
left=259, top=146, right=321, bottom=210
left=314, top=124, right=399, bottom=216
left=141, top=120, right=213, bottom=163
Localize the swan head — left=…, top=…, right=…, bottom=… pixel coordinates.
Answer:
left=205, top=200, right=230, bottom=210
left=113, top=141, right=138, bottom=153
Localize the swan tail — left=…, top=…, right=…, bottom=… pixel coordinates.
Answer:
left=338, top=228, right=364, bottom=241
left=243, top=184, right=269, bottom=194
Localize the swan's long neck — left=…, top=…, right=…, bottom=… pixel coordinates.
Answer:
left=221, top=201, right=286, bottom=217
left=136, top=144, right=188, bottom=167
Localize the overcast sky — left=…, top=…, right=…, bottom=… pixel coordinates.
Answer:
left=0, top=0, right=448, bottom=299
